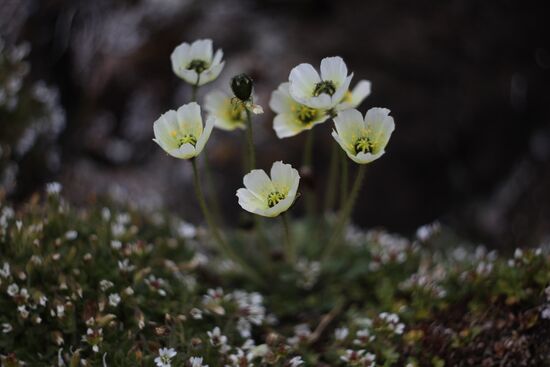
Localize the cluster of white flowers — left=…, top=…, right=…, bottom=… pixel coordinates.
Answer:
left=287, top=323, right=312, bottom=346
left=340, top=349, right=376, bottom=367
left=365, top=231, right=413, bottom=272
left=294, top=258, right=321, bottom=289
left=378, top=312, right=405, bottom=335
left=230, top=290, right=266, bottom=338
left=400, top=265, right=448, bottom=299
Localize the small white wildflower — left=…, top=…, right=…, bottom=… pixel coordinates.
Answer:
left=16, top=220, right=22, bottom=231
left=0, top=262, right=10, bottom=278
left=64, top=230, right=78, bottom=240
left=2, top=323, right=13, bottom=333
left=514, top=248, right=523, bottom=259
left=189, top=357, right=208, bottom=367
left=118, top=259, right=135, bottom=272
left=207, top=326, right=228, bottom=347
left=334, top=327, right=349, bottom=341
left=18, top=305, right=29, bottom=318
left=228, top=348, right=253, bottom=367
left=110, top=240, right=122, bottom=250
left=101, top=207, right=111, bottom=221
left=154, top=347, right=177, bottom=367
left=541, top=306, right=550, bottom=319
left=171, top=39, right=225, bottom=86
left=288, top=356, right=304, bottom=367
left=7, top=283, right=19, bottom=296
left=99, top=280, right=114, bottom=291
left=124, top=286, right=134, bottom=296
left=56, top=304, right=65, bottom=318
left=46, top=182, right=62, bottom=195
left=177, top=221, right=197, bottom=239
left=340, top=349, right=365, bottom=363
left=108, top=293, right=121, bottom=307
left=190, top=308, right=203, bottom=320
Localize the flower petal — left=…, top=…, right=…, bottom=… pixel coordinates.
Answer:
left=237, top=188, right=265, bottom=214
left=195, top=116, right=215, bottom=154
left=170, top=42, right=191, bottom=72
left=177, top=102, right=203, bottom=138
left=320, top=56, right=348, bottom=85
left=333, top=108, right=365, bottom=145
left=190, top=39, right=213, bottom=62
left=270, top=161, right=300, bottom=196
left=212, top=49, right=224, bottom=65
left=169, top=143, right=197, bottom=160
left=243, top=169, right=274, bottom=201
left=199, top=61, right=225, bottom=86
left=269, top=83, right=293, bottom=114
left=289, top=63, right=321, bottom=100
left=365, top=107, right=395, bottom=151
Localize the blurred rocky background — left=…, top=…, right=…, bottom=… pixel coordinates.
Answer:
left=1, top=0, right=549, bottom=249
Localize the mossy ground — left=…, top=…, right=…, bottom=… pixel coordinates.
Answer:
left=1, top=189, right=550, bottom=367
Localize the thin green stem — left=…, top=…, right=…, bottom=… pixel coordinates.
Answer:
left=324, top=142, right=340, bottom=213
left=322, top=164, right=366, bottom=263
left=302, top=130, right=316, bottom=220
left=281, top=212, right=295, bottom=264
left=245, top=109, right=256, bottom=170
left=191, top=76, right=200, bottom=102
left=191, top=159, right=263, bottom=285
left=302, top=129, right=314, bottom=169
left=339, top=151, right=349, bottom=210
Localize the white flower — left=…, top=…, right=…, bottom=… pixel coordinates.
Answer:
left=46, top=182, right=62, bottom=195
left=0, top=262, right=10, bottom=278
left=236, top=161, right=300, bottom=217
left=204, top=90, right=247, bottom=131
left=2, top=323, right=12, bottom=333
left=153, top=102, right=214, bottom=160
left=269, top=82, right=329, bottom=138
left=18, top=305, right=29, bottom=318
left=108, top=293, right=121, bottom=307
left=289, top=56, right=353, bottom=109
left=99, top=280, right=114, bottom=291
left=155, top=347, right=177, bottom=367
left=170, top=39, right=224, bottom=86
left=335, top=79, right=372, bottom=111
left=207, top=326, right=228, bottom=347
left=64, top=230, right=78, bottom=240
left=228, top=349, right=253, bottom=367
left=332, top=108, right=395, bottom=164
left=190, top=308, right=203, bottom=319
left=7, top=283, right=19, bottom=296
left=189, top=357, right=208, bottom=367
left=541, top=306, right=550, bottom=319
left=334, top=327, right=349, bottom=341
left=288, top=356, right=304, bottom=367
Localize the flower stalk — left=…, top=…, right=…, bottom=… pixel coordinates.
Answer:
left=281, top=212, right=295, bottom=264
left=191, top=159, right=263, bottom=285
left=244, top=108, right=256, bottom=170
left=322, top=164, right=366, bottom=262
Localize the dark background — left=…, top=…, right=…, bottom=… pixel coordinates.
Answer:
left=1, top=0, right=549, bottom=249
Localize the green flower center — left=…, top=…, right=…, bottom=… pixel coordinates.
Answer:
left=228, top=101, right=245, bottom=122
left=354, top=136, right=374, bottom=155
left=295, top=105, right=318, bottom=124
left=267, top=191, right=286, bottom=208
left=171, top=130, right=197, bottom=148
left=187, top=59, right=209, bottom=74
left=313, top=80, right=336, bottom=97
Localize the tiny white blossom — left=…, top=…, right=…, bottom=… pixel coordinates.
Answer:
left=0, top=262, right=10, bottom=278
left=154, top=347, right=177, bottom=367
left=99, top=280, right=114, bottom=291
left=189, top=357, right=208, bottom=367
left=18, top=305, right=29, bottom=318
left=46, top=182, right=62, bottom=195
left=207, top=326, right=228, bottom=347
left=2, top=323, right=12, bottom=333
left=108, top=293, right=121, bottom=307
left=7, top=283, right=19, bottom=296
left=110, top=240, right=122, bottom=250
left=288, top=356, right=304, bottom=367
left=190, top=308, right=203, bottom=319
left=65, top=230, right=78, bottom=240
left=334, top=327, right=349, bottom=341
left=541, top=306, right=550, bottom=319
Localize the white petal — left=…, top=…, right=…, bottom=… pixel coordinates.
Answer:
left=270, top=161, right=300, bottom=195
left=289, top=63, right=321, bottom=100
left=331, top=74, right=353, bottom=108
left=349, top=150, right=385, bottom=164
left=175, top=68, right=200, bottom=85
left=169, top=143, right=197, bottom=160
left=212, top=49, right=224, bottom=65
left=195, top=116, right=215, bottom=154
left=177, top=102, right=203, bottom=138
left=299, top=93, right=332, bottom=109
left=199, top=61, right=224, bottom=86
left=333, top=108, right=365, bottom=144
left=349, top=80, right=371, bottom=107
left=237, top=188, right=265, bottom=214
left=170, top=42, right=191, bottom=72
left=153, top=113, right=177, bottom=150
left=331, top=129, right=353, bottom=156
left=365, top=107, right=395, bottom=150
left=273, top=114, right=302, bottom=138
left=269, top=83, right=293, bottom=114
left=190, top=39, right=213, bottom=62
left=243, top=169, right=274, bottom=201
left=320, top=56, right=348, bottom=85
left=204, top=90, right=228, bottom=115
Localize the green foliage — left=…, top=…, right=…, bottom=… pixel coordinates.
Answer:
left=1, top=191, right=550, bottom=366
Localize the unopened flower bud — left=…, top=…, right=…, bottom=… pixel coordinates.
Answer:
left=231, top=73, right=254, bottom=101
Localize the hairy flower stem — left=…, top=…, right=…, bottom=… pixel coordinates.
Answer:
left=339, top=151, right=349, bottom=209
left=245, top=108, right=256, bottom=170
left=191, top=159, right=263, bottom=285
left=281, top=212, right=295, bottom=264
left=322, top=164, right=366, bottom=263
left=324, top=143, right=339, bottom=213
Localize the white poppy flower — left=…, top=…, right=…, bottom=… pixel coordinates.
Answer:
left=288, top=56, right=353, bottom=109
left=153, top=102, right=214, bottom=160
left=269, top=82, right=329, bottom=139
left=332, top=108, right=395, bottom=164
left=204, top=90, right=247, bottom=131
left=170, top=39, right=225, bottom=86
left=335, top=79, right=372, bottom=111
left=236, top=161, right=300, bottom=217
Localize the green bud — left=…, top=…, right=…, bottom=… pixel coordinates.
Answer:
left=231, top=73, right=253, bottom=101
